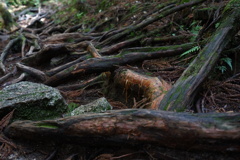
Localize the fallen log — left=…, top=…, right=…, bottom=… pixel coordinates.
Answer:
left=4, top=109, right=240, bottom=152
left=159, top=0, right=240, bottom=111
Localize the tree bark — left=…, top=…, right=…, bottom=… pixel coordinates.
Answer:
left=5, top=109, right=240, bottom=152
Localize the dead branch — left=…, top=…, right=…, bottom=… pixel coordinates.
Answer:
left=87, top=42, right=101, bottom=58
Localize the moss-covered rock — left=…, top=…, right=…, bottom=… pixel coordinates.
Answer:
left=69, top=97, right=112, bottom=116
left=0, top=81, right=67, bottom=120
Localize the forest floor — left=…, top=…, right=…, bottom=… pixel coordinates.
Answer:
left=0, top=0, right=239, bottom=159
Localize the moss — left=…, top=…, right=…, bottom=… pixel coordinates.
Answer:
left=12, top=99, right=66, bottom=121
left=0, top=3, right=15, bottom=30
left=120, top=43, right=195, bottom=56
left=0, top=82, right=67, bottom=121
left=85, top=55, right=93, bottom=59
left=223, top=0, right=240, bottom=13
left=36, top=123, right=59, bottom=129
left=65, top=66, right=75, bottom=73
left=66, top=38, right=75, bottom=43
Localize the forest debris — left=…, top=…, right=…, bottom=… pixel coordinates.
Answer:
left=201, top=77, right=240, bottom=113
left=87, top=42, right=101, bottom=58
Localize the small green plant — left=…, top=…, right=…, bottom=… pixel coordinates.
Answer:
left=129, top=4, right=138, bottom=13
left=191, top=25, right=202, bottom=35
left=67, top=102, right=79, bottom=113
left=178, top=0, right=191, bottom=4
left=96, top=0, right=115, bottom=13
left=216, top=65, right=227, bottom=73
left=221, top=57, right=233, bottom=70
left=215, top=22, right=220, bottom=28
left=216, top=57, right=233, bottom=73
left=188, top=21, right=202, bottom=41
left=180, top=46, right=200, bottom=57
left=76, top=12, right=85, bottom=20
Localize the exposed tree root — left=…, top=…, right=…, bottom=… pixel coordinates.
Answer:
left=16, top=63, right=47, bottom=82
left=114, top=69, right=171, bottom=109
left=0, top=37, right=22, bottom=74
left=44, top=43, right=195, bottom=86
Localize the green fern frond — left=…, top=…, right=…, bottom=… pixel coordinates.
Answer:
left=221, top=57, right=233, bottom=71
left=180, top=46, right=200, bottom=57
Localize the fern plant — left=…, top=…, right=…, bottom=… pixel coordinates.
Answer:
left=216, top=57, right=233, bottom=73
left=180, top=46, right=200, bottom=57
